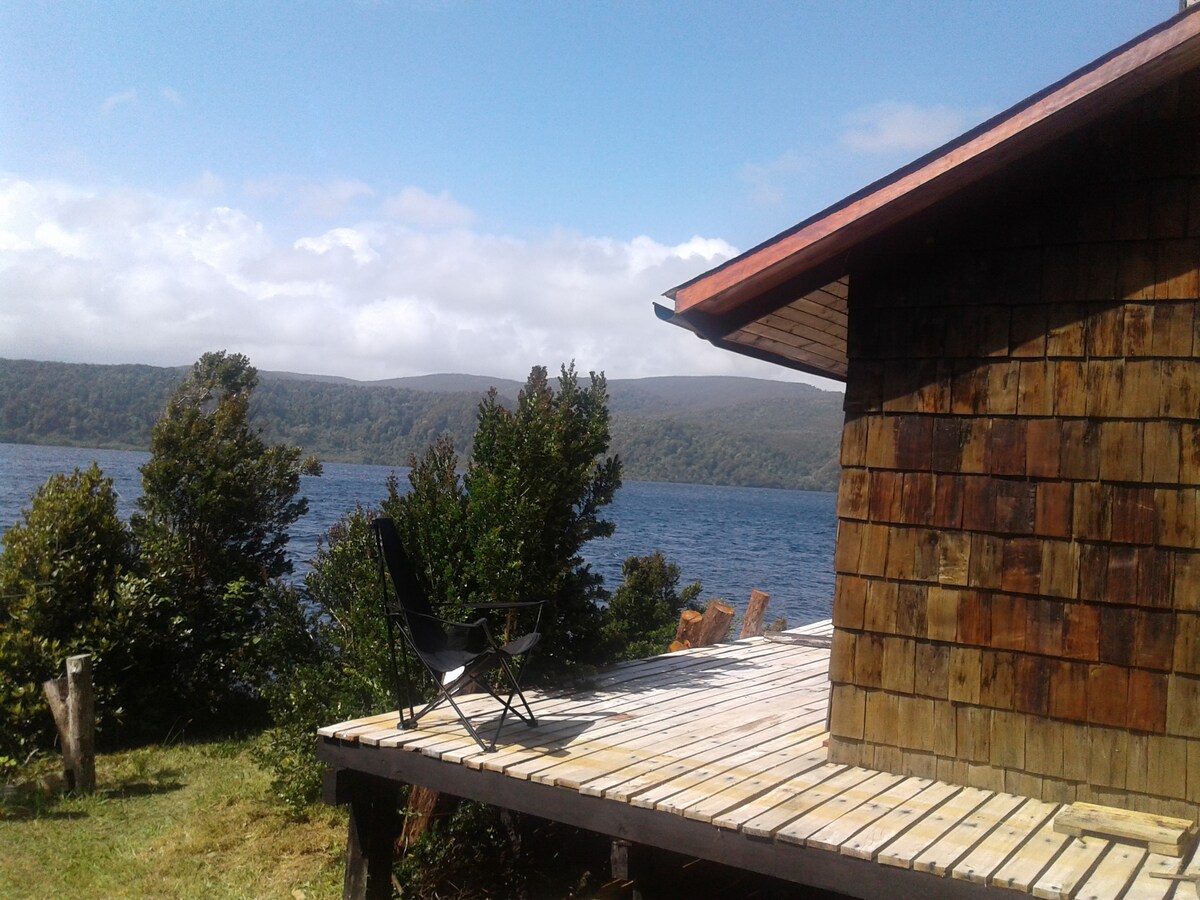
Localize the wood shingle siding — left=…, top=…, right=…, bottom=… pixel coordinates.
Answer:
left=824, top=76, right=1200, bottom=816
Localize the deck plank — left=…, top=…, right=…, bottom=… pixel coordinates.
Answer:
left=736, top=767, right=886, bottom=839
left=633, top=725, right=827, bottom=812
left=1121, top=852, right=1186, bottom=900
left=588, top=712, right=820, bottom=802
left=1182, top=834, right=1200, bottom=879
left=805, top=776, right=933, bottom=853
left=951, top=797, right=1059, bottom=886
left=875, top=787, right=993, bottom=869
left=773, top=770, right=905, bottom=845
left=839, top=780, right=964, bottom=861
left=518, top=668, right=820, bottom=787
left=676, top=740, right=834, bottom=824
left=911, top=792, right=1027, bottom=876
left=991, top=816, right=1075, bottom=892
left=1073, top=844, right=1147, bottom=900
left=315, top=622, right=1156, bottom=900
left=317, top=710, right=397, bottom=739
left=1030, top=836, right=1108, bottom=900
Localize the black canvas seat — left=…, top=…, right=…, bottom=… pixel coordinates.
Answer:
left=372, top=516, right=543, bottom=752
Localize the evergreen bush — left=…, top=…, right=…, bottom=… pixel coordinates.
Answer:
left=0, top=464, right=133, bottom=758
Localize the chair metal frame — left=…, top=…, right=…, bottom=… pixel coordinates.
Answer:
left=372, top=516, right=543, bottom=753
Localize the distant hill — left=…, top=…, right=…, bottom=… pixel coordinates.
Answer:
left=371, top=373, right=525, bottom=397
left=0, top=358, right=846, bottom=491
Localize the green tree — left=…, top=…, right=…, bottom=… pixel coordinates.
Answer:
left=132, top=350, right=319, bottom=725
left=390, top=439, right=471, bottom=610
left=393, top=363, right=622, bottom=675
left=0, top=464, right=133, bottom=758
left=255, top=507, right=392, bottom=811
left=601, top=551, right=702, bottom=662
left=135, top=351, right=313, bottom=591
left=261, top=363, right=623, bottom=806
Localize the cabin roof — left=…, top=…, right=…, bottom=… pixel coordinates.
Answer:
left=658, top=6, right=1200, bottom=382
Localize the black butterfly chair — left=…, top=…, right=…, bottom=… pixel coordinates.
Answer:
left=372, top=516, right=543, bottom=753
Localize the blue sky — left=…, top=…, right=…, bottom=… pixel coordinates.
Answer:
left=0, top=1, right=1171, bottom=386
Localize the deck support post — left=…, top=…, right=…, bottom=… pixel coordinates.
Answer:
left=327, top=768, right=401, bottom=900
left=611, top=839, right=644, bottom=900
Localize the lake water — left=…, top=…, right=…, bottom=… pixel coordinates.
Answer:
left=0, top=442, right=837, bottom=625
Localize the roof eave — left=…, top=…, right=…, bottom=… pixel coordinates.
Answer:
left=666, top=5, right=1200, bottom=322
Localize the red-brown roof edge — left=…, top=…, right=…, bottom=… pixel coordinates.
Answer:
left=665, top=5, right=1200, bottom=318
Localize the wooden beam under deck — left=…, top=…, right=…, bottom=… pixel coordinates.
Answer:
left=317, top=622, right=1194, bottom=899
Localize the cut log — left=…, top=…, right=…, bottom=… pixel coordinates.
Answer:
left=674, top=610, right=703, bottom=647
left=696, top=600, right=735, bottom=647
left=738, top=589, right=770, bottom=639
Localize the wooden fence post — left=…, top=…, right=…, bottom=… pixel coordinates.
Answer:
left=738, top=589, right=771, bottom=639
left=41, top=653, right=95, bottom=793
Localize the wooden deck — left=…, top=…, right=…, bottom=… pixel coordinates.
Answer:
left=317, top=621, right=1198, bottom=899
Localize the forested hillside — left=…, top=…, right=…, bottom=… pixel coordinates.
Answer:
left=0, top=358, right=845, bottom=491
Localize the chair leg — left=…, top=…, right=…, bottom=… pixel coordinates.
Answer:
left=436, top=687, right=499, bottom=752
left=473, top=679, right=536, bottom=727
left=496, top=654, right=538, bottom=725
left=398, top=690, right=450, bottom=730
left=397, top=654, right=538, bottom=754
left=479, top=656, right=539, bottom=750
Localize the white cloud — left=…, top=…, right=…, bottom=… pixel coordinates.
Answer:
left=186, top=171, right=226, bottom=198
left=33, top=221, right=85, bottom=257
left=381, top=187, right=475, bottom=229
left=840, top=101, right=985, bottom=156
left=296, top=179, right=374, bottom=218
left=738, top=150, right=809, bottom=209
left=295, top=227, right=379, bottom=266
left=241, top=176, right=375, bottom=219
left=99, top=90, right=138, bottom=116
left=0, top=175, right=833, bottom=386
left=159, top=86, right=183, bottom=105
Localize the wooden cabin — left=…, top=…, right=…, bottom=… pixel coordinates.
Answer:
left=660, top=6, right=1200, bottom=821
left=321, top=13, right=1200, bottom=898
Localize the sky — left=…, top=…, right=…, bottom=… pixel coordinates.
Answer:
left=0, top=1, right=1173, bottom=389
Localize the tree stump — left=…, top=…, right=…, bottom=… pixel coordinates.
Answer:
left=673, top=609, right=703, bottom=648
left=696, top=600, right=735, bottom=647
left=738, top=589, right=770, bottom=639
left=40, top=654, right=95, bottom=793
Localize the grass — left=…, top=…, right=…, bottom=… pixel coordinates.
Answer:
left=0, top=740, right=843, bottom=899
left=0, top=739, right=347, bottom=899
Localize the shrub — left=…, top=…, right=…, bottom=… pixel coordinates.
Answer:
left=255, top=507, right=394, bottom=812
left=0, top=464, right=133, bottom=758
left=601, top=551, right=702, bottom=661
